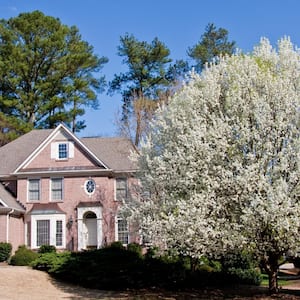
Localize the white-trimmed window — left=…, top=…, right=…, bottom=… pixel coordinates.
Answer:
left=31, top=214, right=66, bottom=249
left=58, top=143, right=68, bottom=159
left=51, top=141, right=74, bottom=160
left=84, top=179, right=96, bottom=195
left=37, top=220, right=50, bottom=246
left=56, top=220, right=63, bottom=246
left=51, top=178, right=63, bottom=201
left=28, top=179, right=40, bottom=201
left=115, top=178, right=127, bottom=201
left=116, top=215, right=129, bottom=245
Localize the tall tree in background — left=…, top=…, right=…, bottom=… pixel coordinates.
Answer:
left=188, top=23, right=236, bottom=71
left=109, top=33, right=188, bottom=146
left=134, top=37, right=300, bottom=293
left=0, top=10, right=108, bottom=143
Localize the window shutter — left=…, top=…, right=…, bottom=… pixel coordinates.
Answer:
left=69, top=142, right=74, bottom=158
left=51, top=142, right=57, bottom=159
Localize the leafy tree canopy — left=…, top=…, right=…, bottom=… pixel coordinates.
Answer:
left=188, top=23, right=236, bottom=71
left=109, top=33, right=188, bottom=146
left=134, top=37, right=300, bottom=293
left=0, top=10, right=108, bottom=142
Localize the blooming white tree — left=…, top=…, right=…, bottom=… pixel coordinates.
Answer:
left=133, top=37, right=300, bottom=293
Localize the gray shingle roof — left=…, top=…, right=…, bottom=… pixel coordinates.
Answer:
left=0, top=184, right=25, bottom=212
left=80, top=137, right=138, bottom=171
left=0, top=126, right=138, bottom=175
left=0, top=129, right=54, bottom=175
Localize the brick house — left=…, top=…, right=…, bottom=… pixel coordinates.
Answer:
left=0, top=123, right=138, bottom=252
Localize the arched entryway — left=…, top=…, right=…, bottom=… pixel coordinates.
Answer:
left=77, top=203, right=102, bottom=250
left=84, top=211, right=97, bottom=249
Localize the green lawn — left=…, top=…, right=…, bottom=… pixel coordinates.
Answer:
left=260, top=274, right=290, bottom=287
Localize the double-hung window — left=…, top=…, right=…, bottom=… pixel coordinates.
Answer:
left=28, top=179, right=40, bottom=201
left=32, top=215, right=65, bottom=249
left=37, top=220, right=50, bottom=246
left=51, top=178, right=63, bottom=201
left=115, top=178, right=127, bottom=201
left=51, top=141, right=74, bottom=160
left=58, top=143, right=68, bottom=159
left=56, top=220, right=63, bottom=246
left=117, top=216, right=129, bottom=245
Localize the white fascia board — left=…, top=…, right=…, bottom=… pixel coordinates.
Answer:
left=60, top=124, right=110, bottom=170
left=14, top=123, right=110, bottom=173
left=0, top=198, right=8, bottom=207
left=14, top=124, right=63, bottom=174
left=15, top=169, right=113, bottom=177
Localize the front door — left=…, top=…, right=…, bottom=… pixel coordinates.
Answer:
left=84, top=212, right=97, bottom=249
left=77, top=205, right=102, bottom=250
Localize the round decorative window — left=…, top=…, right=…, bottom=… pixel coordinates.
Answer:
left=85, top=179, right=96, bottom=195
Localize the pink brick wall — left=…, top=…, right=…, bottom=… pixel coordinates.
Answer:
left=2, top=126, right=138, bottom=251
left=0, top=214, right=24, bottom=254
left=0, top=215, right=7, bottom=242
left=9, top=216, right=24, bottom=253
left=17, top=175, right=139, bottom=250
left=26, top=142, right=96, bottom=169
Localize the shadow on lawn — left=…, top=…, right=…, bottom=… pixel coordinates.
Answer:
left=49, top=276, right=131, bottom=299
left=50, top=277, right=300, bottom=300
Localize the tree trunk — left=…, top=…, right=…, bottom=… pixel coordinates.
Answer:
left=268, top=268, right=278, bottom=294
left=262, top=253, right=280, bottom=294
left=135, top=111, right=141, bottom=147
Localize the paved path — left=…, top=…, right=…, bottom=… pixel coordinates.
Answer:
left=1, top=264, right=300, bottom=300
left=0, top=265, right=129, bottom=300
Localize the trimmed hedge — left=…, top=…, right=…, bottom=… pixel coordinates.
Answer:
left=0, top=242, right=12, bottom=262
left=31, top=243, right=261, bottom=290
left=31, top=251, right=71, bottom=273
left=38, top=245, right=56, bottom=254
left=10, top=245, right=38, bottom=266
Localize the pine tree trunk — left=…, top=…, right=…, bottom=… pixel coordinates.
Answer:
left=135, top=106, right=141, bottom=147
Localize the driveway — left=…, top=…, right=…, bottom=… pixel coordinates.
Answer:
left=0, top=265, right=129, bottom=300
left=1, top=264, right=300, bottom=299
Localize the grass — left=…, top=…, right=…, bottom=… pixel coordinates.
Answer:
left=260, top=274, right=290, bottom=287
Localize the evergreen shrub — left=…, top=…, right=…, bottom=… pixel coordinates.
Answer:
left=10, top=245, right=38, bottom=266
left=38, top=245, right=56, bottom=254
left=0, top=242, right=12, bottom=262
left=31, top=251, right=71, bottom=273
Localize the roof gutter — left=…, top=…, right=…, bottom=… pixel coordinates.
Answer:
left=14, top=169, right=114, bottom=178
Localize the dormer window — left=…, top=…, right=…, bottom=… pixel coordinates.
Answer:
left=51, top=141, right=74, bottom=160
left=58, top=143, right=68, bottom=159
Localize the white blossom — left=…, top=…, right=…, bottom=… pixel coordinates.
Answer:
left=132, top=37, right=300, bottom=292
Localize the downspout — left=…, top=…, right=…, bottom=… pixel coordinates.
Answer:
left=6, top=209, right=14, bottom=243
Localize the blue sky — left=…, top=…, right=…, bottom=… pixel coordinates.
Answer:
left=1, top=0, right=300, bottom=137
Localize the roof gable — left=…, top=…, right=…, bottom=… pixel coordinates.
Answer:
left=0, top=184, right=25, bottom=212
left=17, top=124, right=109, bottom=173
left=0, top=129, right=53, bottom=176
left=0, top=124, right=138, bottom=176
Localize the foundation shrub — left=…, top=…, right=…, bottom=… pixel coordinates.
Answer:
left=38, top=245, right=56, bottom=254
left=54, top=245, right=144, bottom=289
left=31, top=251, right=71, bottom=273
left=0, top=242, right=12, bottom=262
left=30, top=245, right=262, bottom=290
left=10, top=245, right=38, bottom=266
left=127, top=242, right=143, bottom=258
